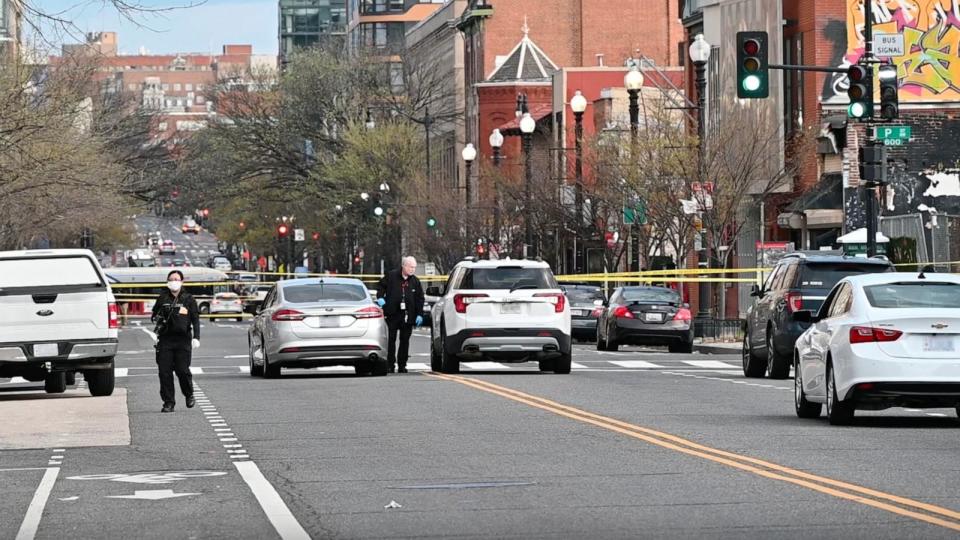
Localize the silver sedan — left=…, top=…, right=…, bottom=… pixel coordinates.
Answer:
left=248, top=278, right=389, bottom=378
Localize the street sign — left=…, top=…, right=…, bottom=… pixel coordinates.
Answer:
left=623, top=201, right=646, bottom=225
left=423, top=262, right=437, bottom=275
left=294, top=228, right=305, bottom=241
left=874, top=125, right=911, bottom=146
left=875, top=33, right=905, bottom=57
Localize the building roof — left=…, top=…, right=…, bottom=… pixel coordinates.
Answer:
left=487, top=21, right=559, bottom=82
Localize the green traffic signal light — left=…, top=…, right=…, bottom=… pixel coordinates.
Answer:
left=426, top=217, right=437, bottom=228
left=846, top=64, right=873, bottom=120
left=736, top=32, right=769, bottom=99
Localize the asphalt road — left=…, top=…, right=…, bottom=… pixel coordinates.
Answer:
left=2, top=317, right=960, bottom=539
left=132, top=214, right=223, bottom=267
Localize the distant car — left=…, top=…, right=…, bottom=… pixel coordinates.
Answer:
left=210, top=292, right=244, bottom=321
left=793, top=272, right=960, bottom=425
left=597, top=286, right=693, bottom=353
left=181, top=220, right=201, bottom=234
left=171, top=256, right=189, bottom=267
left=245, top=284, right=274, bottom=313
left=158, top=240, right=176, bottom=255
left=561, top=284, right=605, bottom=341
left=743, top=252, right=894, bottom=380
left=247, top=278, right=389, bottom=378
left=211, top=256, right=232, bottom=271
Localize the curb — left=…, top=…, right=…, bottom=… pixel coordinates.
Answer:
left=694, top=344, right=741, bottom=355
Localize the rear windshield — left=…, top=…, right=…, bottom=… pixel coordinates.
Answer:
left=563, top=287, right=604, bottom=303
left=216, top=293, right=239, bottom=300
left=864, top=282, right=960, bottom=308
left=283, top=283, right=368, bottom=303
left=622, top=287, right=680, bottom=304
left=798, top=263, right=890, bottom=289
left=0, top=256, right=104, bottom=289
left=460, top=267, right=558, bottom=290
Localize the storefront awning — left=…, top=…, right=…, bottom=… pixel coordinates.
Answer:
left=497, top=104, right=553, bottom=136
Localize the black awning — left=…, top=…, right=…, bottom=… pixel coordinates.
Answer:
left=788, top=173, right=843, bottom=212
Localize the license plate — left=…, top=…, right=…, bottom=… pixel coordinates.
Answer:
left=34, top=343, right=59, bottom=357
left=643, top=312, right=663, bottom=322
left=500, top=303, right=522, bottom=314
left=318, top=316, right=340, bottom=328
left=571, top=309, right=585, bottom=316
left=924, top=335, right=955, bottom=352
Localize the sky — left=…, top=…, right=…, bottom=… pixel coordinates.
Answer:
left=32, top=0, right=278, bottom=55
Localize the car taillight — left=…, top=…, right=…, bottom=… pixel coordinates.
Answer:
left=613, top=306, right=634, bottom=319
left=354, top=306, right=383, bottom=319
left=534, top=293, right=565, bottom=313
left=272, top=309, right=305, bottom=321
left=785, top=292, right=802, bottom=313
left=454, top=294, right=488, bottom=313
left=673, top=308, right=692, bottom=321
left=849, top=326, right=902, bottom=344
left=591, top=307, right=603, bottom=318
left=108, top=302, right=119, bottom=329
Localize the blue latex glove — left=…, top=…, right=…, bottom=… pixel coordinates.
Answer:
left=415, top=315, right=423, bottom=327
left=377, top=298, right=386, bottom=307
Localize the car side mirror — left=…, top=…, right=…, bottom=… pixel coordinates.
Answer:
left=426, top=286, right=441, bottom=296
left=793, top=310, right=817, bottom=323
left=593, top=299, right=603, bottom=307
left=750, top=284, right=762, bottom=297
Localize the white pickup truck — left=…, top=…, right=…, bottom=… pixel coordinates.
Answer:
left=0, top=249, right=118, bottom=395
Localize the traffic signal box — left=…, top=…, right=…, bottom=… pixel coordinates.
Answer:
left=847, top=64, right=873, bottom=120
left=878, top=65, right=899, bottom=121
left=277, top=224, right=289, bottom=238
left=859, top=141, right=887, bottom=186
left=736, top=31, right=769, bottom=99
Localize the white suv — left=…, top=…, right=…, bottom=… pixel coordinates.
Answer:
left=0, top=249, right=118, bottom=395
left=427, top=259, right=572, bottom=374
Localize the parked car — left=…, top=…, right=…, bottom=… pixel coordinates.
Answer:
left=247, top=278, right=388, bottom=378
left=212, top=257, right=233, bottom=272
left=561, top=284, right=605, bottom=341
left=210, top=292, right=244, bottom=321
left=421, top=289, right=440, bottom=325
left=158, top=240, right=176, bottom=255
left=429, top=258, right=572, bottom=374
left=0, top=249, right=117, bottom=395
left=743, top=252, right=893, bottom=379
left=793, top=272, right=960, bottom=425
left=245, top=284, right=273, bottom=314
left=596, top=286, right=693, bottom=353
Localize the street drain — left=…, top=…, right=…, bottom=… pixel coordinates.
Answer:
left=389, top=481, right=536, bottom=490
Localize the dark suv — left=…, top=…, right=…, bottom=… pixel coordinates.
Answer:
left=743, top=253, right=893, bottom=379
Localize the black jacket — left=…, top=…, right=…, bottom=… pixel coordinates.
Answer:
left=151, top=289, right=200, bottom=345
left=376, top=269, right=425, bottom=325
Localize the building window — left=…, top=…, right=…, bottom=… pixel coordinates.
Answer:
left=174, top=83, right=181, bottom=91
left=783, top=35, right=804, bottom=138
left=158, top=122, right=167, bottom=131
left=197, top=96, right=205, bottom=104
left=162, top=83, right=169, bottom=91
left=128, top=83, right=136, bottom=90
left=185, top=83, right=193, bottom=91
left=196, top=83, right=203, bottom=91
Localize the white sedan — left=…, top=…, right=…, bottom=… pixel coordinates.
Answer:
left=793, top=272, right=960, bottom=425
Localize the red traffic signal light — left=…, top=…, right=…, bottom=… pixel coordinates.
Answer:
left=277, top=224, right=289, bottom=237
left=202, top=208, right=210, bottom=217
left=353, top=256, right=361, bottom=264
left=742, top=39, right=760, bottom=56
left=239, top=221, right=246, bottom=230
left=312, top=232, right=320, bottom=241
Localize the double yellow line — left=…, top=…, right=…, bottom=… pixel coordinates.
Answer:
left=429, top=373, right=960, bottom=532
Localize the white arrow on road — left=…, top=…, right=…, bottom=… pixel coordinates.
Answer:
left=106, top=489, right=199, bottom=500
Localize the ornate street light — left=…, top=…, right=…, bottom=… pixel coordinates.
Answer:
left=689, top=33, right=712, bottom=329
left=570, top=90, right=588, bottom=274
left=520, top=112, right=536, bottom=258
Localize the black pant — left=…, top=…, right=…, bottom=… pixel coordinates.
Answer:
left=156, top=344, right=193, bottom=405
left=386, top=315, right=413, bottom=368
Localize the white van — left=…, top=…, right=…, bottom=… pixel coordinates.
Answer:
left=0, top=249, right=118, bottom=395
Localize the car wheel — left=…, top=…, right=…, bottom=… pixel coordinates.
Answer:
left=553, top=352, right=572, bottom=374
left=44, top=372, right=66, bottom=394
left=249, top=336, right=264, bottom=377
left=606, top=334, right=619, bottom=352
left=596, top=329, right=607, bottom=351
left=440, top=326, right=459, bottom=374
left=65, top=372, right=76, bottom=386
left=86, top=361, right=115, bottom=396
left=668, top=341, right=694, bottom=354
left=371, top=358, right=389, bottom=376
left=794, top=356, right=822, bottom=419
left=430, top=328, right=443, bottom=372
left=236, top=316, right=243, bottom=322
left=826, top=362, right=854, bottom=425
left=742, top=332, right=765, bottom=378
left=538, top=359, right=555, bottom=372
left=263, top=349, right=281, bottom=379
left=766, top=332, right=791, bottom=379
left=199, top=303, right=210, bottom=315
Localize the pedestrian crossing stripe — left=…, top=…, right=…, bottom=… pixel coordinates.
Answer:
left=609, top=360, right=664, bottom=369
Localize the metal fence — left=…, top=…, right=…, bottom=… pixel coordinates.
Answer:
left=694, top=318, right=745, bottom=343
left=880, top=213, right=960, bottom=271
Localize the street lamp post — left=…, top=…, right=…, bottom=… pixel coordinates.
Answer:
left=520, top=112, right=536, bottom=259
left=689, top=33, right=712, bottom=329
left=462, top=143, right=477, bottom=246
left=570, top=90, right=588, bottom=274
left=625, top=67, right=644, bottom=274
left=489, top=129, right=504, bottom=256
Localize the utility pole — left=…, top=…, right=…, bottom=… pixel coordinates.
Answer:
left=862, top=1, right=879, bottom=258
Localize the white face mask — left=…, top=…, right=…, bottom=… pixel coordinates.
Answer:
left=167, top=281, right=182, bottom=293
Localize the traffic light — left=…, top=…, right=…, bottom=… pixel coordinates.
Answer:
left=847, top=64, right=873, bottom=119
left=202, top=208, right=210, bottom=217
left=277, top=224, right=289, bottom=238
left=312, top=232, right=320, bottom=241
left=426, top=216, right=437, bottom=229
left=878, top=65, right=899, bottom=120
left=373, top=205, right=385, bottom=217
left=859, top=142, right=887, bottom=186
left=475, top=238, right=486, bottom=257
left=736, top=32, right=769, bottom=99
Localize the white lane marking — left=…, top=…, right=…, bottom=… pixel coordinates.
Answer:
left=571, top=362, right=589, bottom=369
left=15, top=467, right=59, bottom=540
left=927, top=412, right=948, bottom=417
left=239, top=366, right=251, bottom=374
left=609, top=360, right=663, bottom=369
left=234, top=461, right=311, bottom=540
left=190, top=367, right=205, bottom=375
left=115, top=368, right=129, bottom=378
left=406, top=363, right=430, bottom=371
left=224, top=355, right=247, bottom=358
left=683, top=360, right=739, bottom=369
left=9, top=377, right=30, bottom=384
left=463, top=362, right=511, bottom=370
left=138, top=327, right=158, bottom=342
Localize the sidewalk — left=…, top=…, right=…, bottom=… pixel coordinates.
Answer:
left=693, top=340, right=741, bottom=355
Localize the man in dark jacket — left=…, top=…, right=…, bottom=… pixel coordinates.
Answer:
left=151, top=270, right=201, bottom=412
left=376, top=256, right=425, bottom=373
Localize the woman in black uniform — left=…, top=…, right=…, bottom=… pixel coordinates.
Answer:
left=150, top=270, right=200, bottom=413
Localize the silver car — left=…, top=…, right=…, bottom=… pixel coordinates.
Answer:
left=247, top=278, right=389, bottom=378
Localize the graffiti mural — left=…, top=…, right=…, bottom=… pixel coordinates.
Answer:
left=827, top=0, right=960, bottom=103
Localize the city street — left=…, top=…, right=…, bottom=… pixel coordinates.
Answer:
left=2, top=322, right=959, bottom=539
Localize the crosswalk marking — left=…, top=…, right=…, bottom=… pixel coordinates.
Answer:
left=570, top=362, right=589, bottom=369
left=609, top=360, right=663, bottom=369
left=115, top=368, right=129, bottom=378
left=9, top=376, right=29, bottom=384
left=683, top=360, right=739, bottom=369
left=190, top=367, right=205, bottom=375
left=406, top=363, right=430, bottom=371
left=463, top=362, right=511, bottom=370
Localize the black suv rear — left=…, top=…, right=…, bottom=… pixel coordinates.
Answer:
left=743, top=253, right=893, bottom=379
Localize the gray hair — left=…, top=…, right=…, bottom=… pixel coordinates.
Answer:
left=401, top=256, right=417, bottom=267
